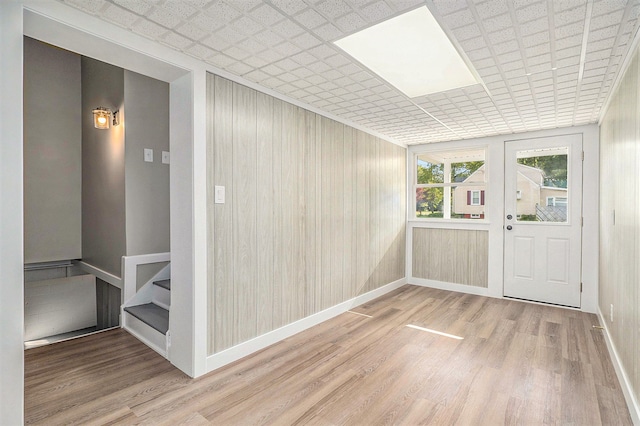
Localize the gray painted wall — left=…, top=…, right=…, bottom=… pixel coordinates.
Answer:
left=123, top=70, right=170, bottom=256
left=23, top=37, right=82, bottom=264
left=81, top=57, right=126, bottom=277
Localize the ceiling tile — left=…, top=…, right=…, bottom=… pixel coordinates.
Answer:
left=226, top=0, right=263, bottom=12
left=57, top=0, right=638, bottom=145
left=64, top=0, right=107, bottom=14
left=273, top=41, right=301, bottom=56
left=335, top=12, right=369, bottom=33
left=475, top=0, right=510, bottom=19
left=224, top=45, right=252, bottom=60
left=204, top=1, right=241, bottom=23
left=269, top=0, right=308, bottom=15
left=445, top=8, right=475, bottom=29
left=206, top=54, right=235, bottom=68
left=291, top=51, right=318, bottom=65
left=161, top=1, right=198, bottom=20
left=359, top=1, right=394, bottom=22
left=313, top=23, right=344, bottom=40
left=483, top=13, right=513, bottom=33
left=201, top=34, right=231, bottom=51
left=232, top=16, right=265, bottom=35
left=175, top=22, right=208, bottom=41
left=514, top=1, right=547, bottom=23
left=452, top=23, right=483, bottom=41
left=186, top=43, right=216, bottom=59
left=292, top=32, right=322, bottom=49
left=133, top=19, right=169, bottom=38
left=316, top=0, right=353, bottom=20
left=243, top=55, right=269, bottom=68
left=102, top=4, right=140, bottom=27
left=271, top=18, right=306, bottom=37
left=588, top=25, right=621, bottom=42
left=255, top=29, right=285, bottom=47
left=519, top=18, right=548, bottom=36
left=114, top=0, right=152, bottom=15
left=250, top=3, right=286, bottom=25
left=237, top=38, right=267, bottom=53
left=162, top=32, right=193, bottom=50
left=295, top=9, right=326, bottom=29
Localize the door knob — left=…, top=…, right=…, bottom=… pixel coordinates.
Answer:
left=506, top=225, right=513, bottom=230
left=506, top=214, right=513, bottom=220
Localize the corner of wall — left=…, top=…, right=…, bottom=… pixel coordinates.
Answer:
left=597, top=307, right=640, bottom=424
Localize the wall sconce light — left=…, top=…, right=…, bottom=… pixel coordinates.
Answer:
left=92, top=107, right=119, bottom=129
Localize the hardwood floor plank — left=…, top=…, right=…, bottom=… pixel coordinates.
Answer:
left=25, top=286, right=633, bottom=425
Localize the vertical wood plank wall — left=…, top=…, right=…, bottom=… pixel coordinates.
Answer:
left=599, top=45, right=640, bottom=406
left=412, top=228, right=488, bottom=288
left=206, top=74, right=407, bottom=354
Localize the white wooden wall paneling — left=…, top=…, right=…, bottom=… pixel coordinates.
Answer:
left=232, top=83, right=258, bottom=344
left=412, top=228, right=489, bottom=288
left=211, top=76, right=234, bottom=353
left=256, top=91, right=274, bottom=336
left=600, top=47, right=640, bottom=415
left=207, top=74, right=407, bottom=353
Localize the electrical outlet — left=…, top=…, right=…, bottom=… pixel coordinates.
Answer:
left=144, top=148, right=153, bottom=163
left=610, top=304, right=614, bottom=322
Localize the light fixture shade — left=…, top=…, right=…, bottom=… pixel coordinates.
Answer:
left=93, top=107, right=111, bottom=129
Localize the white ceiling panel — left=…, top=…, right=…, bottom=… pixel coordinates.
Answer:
left=59, top=0, right=640, bottom=145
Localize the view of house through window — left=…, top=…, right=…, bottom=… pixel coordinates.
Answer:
left=415, top=148, right=486, bottom=219
left=514, top=147, right=568, bottom=222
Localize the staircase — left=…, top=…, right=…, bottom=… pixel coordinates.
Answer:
left=122, top=276, right=171, bottom=357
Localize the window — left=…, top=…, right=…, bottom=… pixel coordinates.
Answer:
left=414, top=148, right=486, bottom=219
left=516, top=147, right=568, bottom=222
left=546, top=197, right=567, bottom=207
left=469, top=190, right=483, bottom=206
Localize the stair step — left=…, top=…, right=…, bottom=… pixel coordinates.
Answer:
left=124, top=303, right=169, bottom=334
left=154, top=279, right=171, bottom=291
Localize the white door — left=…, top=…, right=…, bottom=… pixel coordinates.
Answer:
left=504, top=134, right=582, bottom=307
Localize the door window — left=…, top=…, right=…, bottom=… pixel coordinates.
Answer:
left=514, top=147, right=568, bottom=223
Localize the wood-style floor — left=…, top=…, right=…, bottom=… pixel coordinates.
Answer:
left=25, top=285, right=632, bottom=425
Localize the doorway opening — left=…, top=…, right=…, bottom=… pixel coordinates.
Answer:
left=23, top=36, right=171, bottom=349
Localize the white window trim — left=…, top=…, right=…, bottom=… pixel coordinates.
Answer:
left=470, top=190, right=481, bottom=206
left=413, top=147, right=488, bottom=222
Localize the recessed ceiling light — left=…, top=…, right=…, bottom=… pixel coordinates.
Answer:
left=334, top=6, right=478, bottom=98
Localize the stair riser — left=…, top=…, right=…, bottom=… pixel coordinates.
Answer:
left=123, top=312, right=167, bottom=357
left=152, top=286, right=171, bottom=310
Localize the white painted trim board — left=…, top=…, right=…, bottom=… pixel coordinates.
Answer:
left=78, top=261, right=123, bottom=289
left=206, top=277, right=406, bottom=373
left=597, top=307, right=640, bottom=425
left=408, top=277, right=490, bottom=297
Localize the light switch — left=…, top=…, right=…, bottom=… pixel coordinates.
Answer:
left=214, top=186, right=225, bottom=204
left=162, top=151, right=170, bottom=164
left=144, top=149, right=153, bottom=163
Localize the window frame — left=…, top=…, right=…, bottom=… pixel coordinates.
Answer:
left=547, top=196, right=568, bottom=207
left=413, top=147, right=488, bottom=222
left=470, top=190, right=481, bottom=206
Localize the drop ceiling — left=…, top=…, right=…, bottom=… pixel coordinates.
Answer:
left=57, top=0, right=640, bottom=145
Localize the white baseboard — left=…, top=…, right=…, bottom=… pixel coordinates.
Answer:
left=597, top=307, right=640, bottom=425
left=205, top=277, right=406, bottom=373
left=408, top=277, right=490, bottom=297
